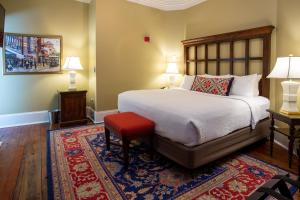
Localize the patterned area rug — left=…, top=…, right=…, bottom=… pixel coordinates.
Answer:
left=48, top=125, right=297, bottom=200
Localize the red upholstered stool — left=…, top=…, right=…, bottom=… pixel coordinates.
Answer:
left=104, top=112, right=155, bottom=167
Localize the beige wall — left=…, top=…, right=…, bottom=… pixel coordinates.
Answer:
left=0, top=0, right=89, bottom=114
left=184, top=0, right=277, bottom=39
left=94, top=0, right=279, bottom=111
left=277, top=0, right=300, bottom=57
left=88, top=0, right=96, bottom=109
left=2, top=0, right=298, bottom=116
left=95, top=0, right=185, bottom=111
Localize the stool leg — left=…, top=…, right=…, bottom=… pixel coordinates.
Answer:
left=105, top=128, right=110, bottom=151
left=122, top=136, right=129, bottom=168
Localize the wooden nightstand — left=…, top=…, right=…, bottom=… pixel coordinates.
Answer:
left=59, top=90, right=88, bottom=127
left=267, top=109, right=300, bottom=177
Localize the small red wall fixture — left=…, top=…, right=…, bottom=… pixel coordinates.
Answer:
left=144, top=36, right=150, bottom=43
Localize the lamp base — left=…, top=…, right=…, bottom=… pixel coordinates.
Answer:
left=280, top=80, right=300, bottom=115
left=68, top=71, right=77, bottom=91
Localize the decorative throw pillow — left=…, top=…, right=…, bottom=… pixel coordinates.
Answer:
left=191, top=76, right=234, bottom=96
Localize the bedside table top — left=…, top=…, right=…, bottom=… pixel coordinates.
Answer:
left=58, top=90, right=87, bottom=94
left=267, top=109, right=300, bottom=120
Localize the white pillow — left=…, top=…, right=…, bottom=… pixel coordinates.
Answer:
left=180, top=75, right=195, bottom=90
left=230, top=74, right=260, bottom=96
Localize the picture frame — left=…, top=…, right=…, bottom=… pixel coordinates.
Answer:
left=3, top=33, right=63, bottom=75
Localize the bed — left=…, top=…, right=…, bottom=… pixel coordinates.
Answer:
left=118, top=26, right=275, bottom=169
left=119, top=89, right=270, bottom=146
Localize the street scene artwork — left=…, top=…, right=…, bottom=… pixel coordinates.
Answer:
left=4, top=33, right=61, bottom=74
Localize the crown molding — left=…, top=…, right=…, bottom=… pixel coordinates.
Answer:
left=127, top=0, right=207, bottom=11
left=75, top=0, right=92, bottom=4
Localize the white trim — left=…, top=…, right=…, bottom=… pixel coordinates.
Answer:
left=94, top=109, right=118, bottom=124
left=0, top=111, right=49, bottom=129
left=127, top=0, right=207, bottom=11
left=75, top=0, right=92, bottom=4
left=86, top=107, right=118, bottom=124
left=86, top=106, right=95, bottom=123
left=0, top=108, right=118, bottom=128
left=274, top=139, right=297, bottom=155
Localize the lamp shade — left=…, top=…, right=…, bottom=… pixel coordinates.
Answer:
left=63, top=56, right=83, bottom=70
left=267, top=56, right=300, bottom=79
left=166, top=62, right=179, bottom=74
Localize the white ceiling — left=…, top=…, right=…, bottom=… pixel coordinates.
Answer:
left=127, top=0, right=207, bottom=11
left=75, top=0, right=207, bottom=11
left=76, top=0, right=92, bottom=3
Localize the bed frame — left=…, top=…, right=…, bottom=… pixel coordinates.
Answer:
left=153, top=25, right=275, bottom=169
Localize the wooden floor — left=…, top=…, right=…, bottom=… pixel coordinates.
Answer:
left=0, top=124, right=48, bottom=200
left=0, top=123, right=300, bottom=200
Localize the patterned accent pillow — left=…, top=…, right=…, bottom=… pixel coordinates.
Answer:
left=191, top=76, right=234, bottom=96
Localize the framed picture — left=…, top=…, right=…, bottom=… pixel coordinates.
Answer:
left=3, top=33, right=62, bottom=74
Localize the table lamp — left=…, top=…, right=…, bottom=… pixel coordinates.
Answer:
left=267, top=55, right=300, bottom=114
left=63, top=56, right=83, bottom=91
left=166, top=62, right=179, bottom=87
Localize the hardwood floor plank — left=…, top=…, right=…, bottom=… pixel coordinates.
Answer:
left=40, top=125, right=48, bottom=200
left=13, top=125, right=42, bottom=200
left=0, top=126, right=25, bottom=200
left=0, top=127, right=13, bottom=198
left=12, top=126, right=30, bottom=200
left=247, top=141, right=299, bottom=174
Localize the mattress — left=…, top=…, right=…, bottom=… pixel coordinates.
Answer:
left=118, top=89, right=270, bottom=147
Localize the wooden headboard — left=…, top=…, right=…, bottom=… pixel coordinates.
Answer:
left=182, top=26, right=275, bottom=98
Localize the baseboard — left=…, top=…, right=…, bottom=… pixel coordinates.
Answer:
left=274, top=139, right=297, bottom=155
left=86, top=106, right=118, bottom=124
left=86, top=106, right=95, bottom=122
left=0, top=110, right=49, bottom=129
left=94, top=109, right=118, bottom=124
left=0, top=108, right=117, bottom=129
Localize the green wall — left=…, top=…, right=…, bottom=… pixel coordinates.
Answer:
left=94, top=0, right=185, bottom=111
left=0, top=0, right=89, bottom=114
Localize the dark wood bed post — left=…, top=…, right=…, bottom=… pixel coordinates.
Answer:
left=262, top=34, right=272, bottom=98
left=184, top=46, right=189, bottom=75
left=182, top=25, right=275, bottom=98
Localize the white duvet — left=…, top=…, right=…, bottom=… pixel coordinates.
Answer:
left=118, top=89, right=270, bottom=146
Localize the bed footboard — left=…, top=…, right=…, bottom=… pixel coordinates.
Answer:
left=153, top=118, right=270, bottom=169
